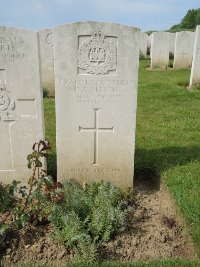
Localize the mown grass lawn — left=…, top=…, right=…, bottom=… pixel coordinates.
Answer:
left=9, top=259, right=200, bottom=267
left=43, top=58, right=200, bottom=267
left=136, top=59, right=200, bottom=255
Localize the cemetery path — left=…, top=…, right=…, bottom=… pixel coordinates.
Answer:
left=0, top=182, right=198, bottom=265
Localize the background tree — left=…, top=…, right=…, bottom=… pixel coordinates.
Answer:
left=169, top=8, right=200, bottom=32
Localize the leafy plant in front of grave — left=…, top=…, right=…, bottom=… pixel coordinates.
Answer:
left=0, top=222, right=10, bottom=254
left=1, top=140, right=135, bottom=262
left=88, top=181, right=135, bottom=243
left=13, top=139, right=64, bottom=228
left=0, top=183, right=14, bottom=212
left=48, top=179, right=135, bottom=263
left=0, top=179, right=27, bottom=213
left=0, top=179, right=29, bottom=248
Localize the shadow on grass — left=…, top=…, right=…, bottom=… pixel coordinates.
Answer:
left=134, top=167, right=160, bottom=192
left=134, top=145, right=200, bottom=191
left=46, top=146, right=200, bottom=190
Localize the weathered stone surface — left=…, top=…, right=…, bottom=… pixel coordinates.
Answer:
left=150, top=32, right=169, bottom=69
left=38, top=29, right=55, bottom=93
left=189, top=26, right=200, bottom=87
left=0, top=26, right=44, bottom=184
left=54, top=22, right=140, bottom=187
left=139, top=32, right=148, bottom=57
left=173, top=31, right=195, bottom=69
left=169, top=32, right=175, bottom=55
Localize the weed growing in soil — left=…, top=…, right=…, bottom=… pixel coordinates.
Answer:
left=0, top=141, right=135, bottom=264
left=0, top=183, right=13, bottom=212
left=49, top=180, right=135, bottom=262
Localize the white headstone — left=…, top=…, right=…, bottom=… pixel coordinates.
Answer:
left=169, top=32, right=176, bottom=55
left=54, top=22, right=140, bottom=188
left=38, top=29, right=55, bottom=93
left=0, top=27, right=44, bottom=184
left=150, top=32, right=169, bottom=69
left=139, top=32, right=148, bottom=57
left=189, top=26, right=200, bottom=87
left=173, top=31, right=195, bottom=69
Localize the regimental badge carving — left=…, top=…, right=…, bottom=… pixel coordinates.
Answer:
left=0, top=82, right=20, bottom=122
left=78, top=31, right=117, bottom=75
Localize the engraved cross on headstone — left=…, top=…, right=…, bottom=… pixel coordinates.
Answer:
left=79, top=108, right=114, bottom=165
left=0, top=69, right=35, bottom=171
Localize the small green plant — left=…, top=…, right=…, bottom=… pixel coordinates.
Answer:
left=0, top=183, right=13, bottom=212
left=0, top=223, right=10, bottom=257
left=48, top=180, right=135, bottom=262
left=13, top=139, right=61, bottom=228
left=0, top=141, right=135, bottom=263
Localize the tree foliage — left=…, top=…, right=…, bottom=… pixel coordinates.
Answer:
left=170, top=8, right=200, bottom=32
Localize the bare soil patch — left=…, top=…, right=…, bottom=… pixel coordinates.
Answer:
left=0, top=175, right=198, bottom=266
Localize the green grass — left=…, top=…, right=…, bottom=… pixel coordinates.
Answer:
left=3, top=259, right=200, bottom=267
left=43, top=58, right=200, bottom=266
left=136, top=59, right=200, bottom=255
left=44, top=98, right=56, bottom=179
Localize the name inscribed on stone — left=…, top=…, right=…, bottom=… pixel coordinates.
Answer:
left=60, top=79, right=133, bottom=104
left=0, top=35, right=25, bottom=63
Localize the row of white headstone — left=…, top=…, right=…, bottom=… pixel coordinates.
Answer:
left=40, top=27, right=200, bottom=93
left=1, top=22, right=200, bottom=188
left=140, top=26, right=200, bottom=87
left=140, top=32, right=176, bottom=59
left=150, top=31, right=195, bottom=69
left=0, top=22, right=139, bottom=188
